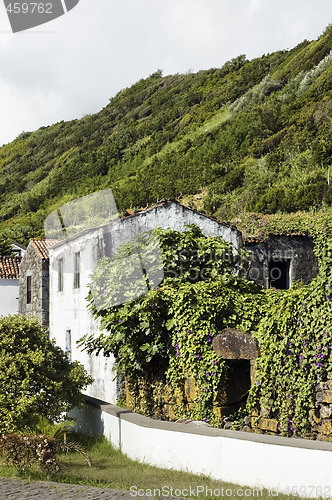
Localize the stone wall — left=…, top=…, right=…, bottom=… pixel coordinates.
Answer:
left=245, top=235, right=318, bottom=289
left=19, top=244, right=50, bottom=328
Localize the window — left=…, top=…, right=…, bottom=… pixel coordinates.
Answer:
left=269, top=259, right=291, bottom=289
left=58, top=258, right=64, bottom=292
left=27, top=276, right=32, bottom=304
left=74, top=252, right=80, bottom=289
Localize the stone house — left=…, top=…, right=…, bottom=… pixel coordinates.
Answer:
left=18, top=239, right=57, bottom=328
left=245, top=234, right=319, bottom=289
left=48, top=200, right=242, bottom=404
left=0, top=256, right=21, bottom=316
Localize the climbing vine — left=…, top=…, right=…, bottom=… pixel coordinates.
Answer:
left=248, top=236, right=332, bottom=436
left=81, top=224, right=332, bottom=436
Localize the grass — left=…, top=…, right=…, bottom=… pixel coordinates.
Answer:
left=0, top=434, right=310, bottom=499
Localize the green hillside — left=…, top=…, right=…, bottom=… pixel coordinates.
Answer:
left=0, top=25, right=331, bottom=245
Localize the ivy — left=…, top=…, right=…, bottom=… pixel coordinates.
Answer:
left=82, top=224, right=332, bottom=436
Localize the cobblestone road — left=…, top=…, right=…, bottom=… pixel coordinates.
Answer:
left=0, top=478, right=135, bottom=500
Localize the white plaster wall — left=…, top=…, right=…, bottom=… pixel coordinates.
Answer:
left=0, top=279, right=19, bottom=316
left=49, top=202, right=242, bottom=404
left=49, top=229, right=117, bottom=404
left=112, top=203, right=242, bottom=251
left=72, top=403, right=332, bottom=499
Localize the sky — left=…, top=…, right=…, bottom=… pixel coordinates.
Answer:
left=0, top=0, right=331, bottom=146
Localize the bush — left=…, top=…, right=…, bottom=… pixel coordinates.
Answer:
left=0, top=434, right=58, bottom=476
left=0, top=315, right=93, bottom=434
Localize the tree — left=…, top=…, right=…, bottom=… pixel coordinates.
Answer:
left=0, top=238, right=13, bottom=256
left=0, top=315, right=93, bottom=433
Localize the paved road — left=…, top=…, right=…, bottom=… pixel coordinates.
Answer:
left=0, top=478, right=135, bottom=500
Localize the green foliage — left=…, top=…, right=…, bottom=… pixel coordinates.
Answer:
left=84, top=224, right=332, bottom=435
left=82, top=226, right=260, bottom=424
left=0, top=315, right=93, bottom=434
left=0, top=238, right=13, bottom=256
left=248, top=237, right=332, bottom=436
left=0, top=26, right=331, bottom=244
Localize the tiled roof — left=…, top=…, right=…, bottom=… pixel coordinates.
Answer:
left=0, top=257, right=21, bottom=279
left=31, top=239, right=58, bottom=260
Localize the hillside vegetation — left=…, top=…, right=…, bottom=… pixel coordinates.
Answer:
left=0, top=25, right=331, bottom=245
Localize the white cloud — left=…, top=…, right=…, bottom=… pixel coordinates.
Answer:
left=0, top=0, right=331, bottom=145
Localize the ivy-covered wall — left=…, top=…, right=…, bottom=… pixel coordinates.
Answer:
left=83, top=225, right=332, bottom=440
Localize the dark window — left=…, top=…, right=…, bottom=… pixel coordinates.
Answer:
left=58, top=258, right=64, bottom=292
left=269, top=259, right=291, bottom=289
left=74, top=252, right=80, bottom=289
left=27, top=276, right=32, bottom=304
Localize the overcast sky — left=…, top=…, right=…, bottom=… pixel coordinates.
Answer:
left=0, top=0, right=331, bottom=146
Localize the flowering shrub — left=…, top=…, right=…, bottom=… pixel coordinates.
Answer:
left=0, top=434, right=59, bottom=476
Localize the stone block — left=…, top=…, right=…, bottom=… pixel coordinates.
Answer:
left=321, top=380, right=332, bottom=391
left=185, top=377, right=196, bottom=402
left=212, top=329, right=260, bottom=360
left=258, top=417, right=279, bottom=433
left=316, top=390, right=332, bottom=404
left=321, top=420, right=332, bottom=436
left=320, top=405, right=332, bottom=419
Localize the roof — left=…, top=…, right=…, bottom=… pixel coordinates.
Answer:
left=10, top=241, right=26, bottom=251
left=244, top=233, right=312, bottom=244
left=0, top=257, right=21, bottom=279
left=123, top=199, right=238, bottom=230
left=30, top=239, right=58, bottom=260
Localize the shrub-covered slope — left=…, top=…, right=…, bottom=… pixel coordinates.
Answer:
left=0, top=25, right=331, bottom=244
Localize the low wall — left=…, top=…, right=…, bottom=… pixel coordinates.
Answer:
left=71, top=397, right=332, bottom=499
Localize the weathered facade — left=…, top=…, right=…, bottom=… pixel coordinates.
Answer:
left=49, top=201, right=242, bottom=405
left=245, top=235, right=319, bottom=289
left=0, top=257, right=21, bottom=316
left=18, top=239, right=57, bottom=328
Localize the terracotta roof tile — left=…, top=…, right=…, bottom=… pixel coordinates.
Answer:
left=31, top=239, right=58, bottom=260
left=0, top=257, right=21, bottom=279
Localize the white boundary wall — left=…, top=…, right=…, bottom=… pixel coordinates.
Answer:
left=71, top=398, right=332, bottom=499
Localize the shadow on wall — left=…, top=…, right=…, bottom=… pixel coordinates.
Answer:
left=69, top=396, right=132, bottom=448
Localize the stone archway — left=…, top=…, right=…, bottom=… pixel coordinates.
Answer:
left=212, top=329, right=260, bottom=417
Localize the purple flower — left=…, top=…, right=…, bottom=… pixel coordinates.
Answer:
left=118, top=319, right=122, bottom=323
left=257, top=381, right=261, bottom=386
left=290, top=426, right=294, bottom=432
left=299, top=355, right=303, bottom=360
left=213, top=360, right=217, bottom=365
left=320, top=354, right=324, bottom=358
left=193, top=342, right=197, bottom=346
left=213, top=371, right=217, bottom=376
left=154, top=287, right=159, bottom=290
left=188, top=329, right=191, bottom=334
left=288, top=342, right=292, bottom=346
left=323, top=330, right=326, bottom=335
left=315, top=355, right=318, bottom=359
left=202, top=388, right=205, bottom=392
left=205, top=418, right=209, bottom=423
left=103, top=289, right=107, bottom=296
left=206, top=372, right=210, bottom=376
